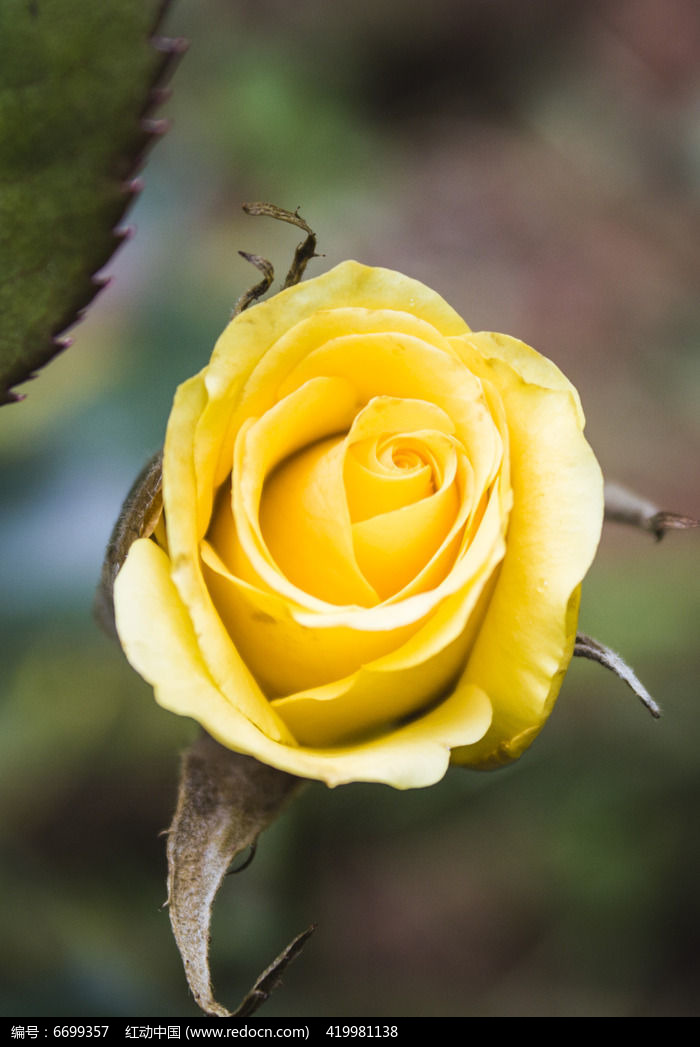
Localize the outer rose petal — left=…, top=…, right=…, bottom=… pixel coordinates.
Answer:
left=114, top=538, right=493, bottom=788
left=448, top=334, right=604, bottom=767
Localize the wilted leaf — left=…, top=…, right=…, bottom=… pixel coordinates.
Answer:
left=574, top=632, right=661, bottom=719
left=166, top=732, right=309, bottom=1018
left=604, top=482, right=699, bottom=540
left=0, top=0, right=186, bottom=404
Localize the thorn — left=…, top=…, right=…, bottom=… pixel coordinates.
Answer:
left=151, top=35, right=190, bottom=56
left=51, top=333, right=72, bottom=348
left=141, top=117, right=170, bottom=136
left=114, top=225, right=135, bottom=243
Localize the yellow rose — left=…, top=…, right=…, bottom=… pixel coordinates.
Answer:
left=114, top=262, right=603, bottom=788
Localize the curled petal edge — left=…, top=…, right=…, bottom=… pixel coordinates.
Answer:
left=115, top=538, right=493, bottom=789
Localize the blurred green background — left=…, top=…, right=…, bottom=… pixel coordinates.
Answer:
left=2, top=0, right=699, bottom=1018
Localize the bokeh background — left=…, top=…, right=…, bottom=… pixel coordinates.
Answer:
left=2, top=0, right=700, bottom=1018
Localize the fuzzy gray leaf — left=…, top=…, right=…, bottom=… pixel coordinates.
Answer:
left=166, top=732, right=305, bottom=1018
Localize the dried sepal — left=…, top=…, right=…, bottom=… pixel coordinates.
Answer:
left=604, top=482, right=699, bottom=540
left=574, top=632, right=661, bottom=719
left=233, top=253, right=275, bottom=316
left=242, top=202, right=318, bottom=288
left=233, top=925, right=316, bottom=1018
left=95, top=449, right=163, bottom=636
left=232, top=203, right=319, bottom=318
left=166, top=732, right=307, bottom=1018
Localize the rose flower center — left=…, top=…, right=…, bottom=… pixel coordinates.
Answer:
left=198, top=337, right=507, bottom=707
left=259, top=400, right=471, bottom=605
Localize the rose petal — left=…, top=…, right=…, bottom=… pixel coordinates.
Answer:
left=271, top=501, right=506, bottom=747
left=260, top=436, right=378, bottom=605
left=448, top=334, right=603, bottom=766
left=350, top=440, right=461, bottom=599
left=161, top=374, right=292, bottom=741
left=343, top=396, right=456, bottom=521
left=277, top=332, right=502, bottom=502
left=212, top=374, right=377, bottom=608
left=200, top=481, right=506, bottom=707
left=346, top=438, right=435, bottom=520
left=201, top=540, right=419, bottom=693
left=115, top=538, right=492, bottom=788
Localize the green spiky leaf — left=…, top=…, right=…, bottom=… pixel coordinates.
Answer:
left=0, top=0, right=185, bottom=404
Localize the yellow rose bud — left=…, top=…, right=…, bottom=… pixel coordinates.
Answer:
left=114, top=262, right=603, bottom=788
